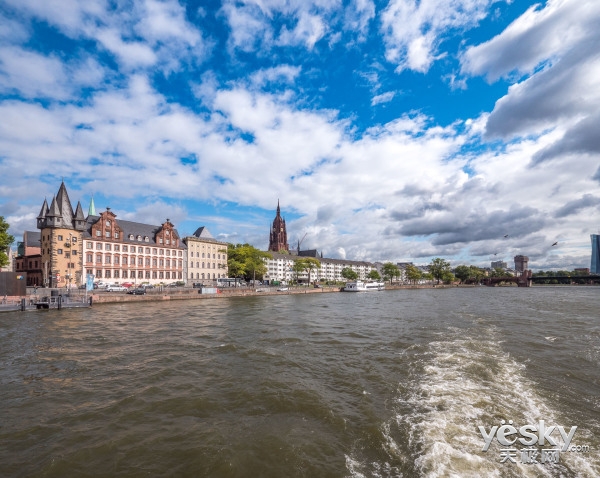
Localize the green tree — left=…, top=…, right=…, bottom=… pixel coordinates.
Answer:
left=367, top=270, right=381, bottom=281
left=293, top=257, right=321, bottom=284
left=341, top=267, right=358, bottom=281
left=291, top=260, right=306, bottom=284
left=441, top=270, right=455, bottom=284
left=454, top=265, right=471, bottom=283
left=428, top=258, right=451, bottom=284
left=226, top=244, right=272, bottom=284
left=405, top=264, right=422, bottom=284
left=382, top=262, right=400, bottom=284
left=0, top=216, right=14, bottom=268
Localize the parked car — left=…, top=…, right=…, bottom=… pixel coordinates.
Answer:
left=277, top=287, right=288, bottom=291
left=106, top=285, right=127, bottom=292
left=127, top=288, right=146, bottom=295
left=121, top=282, right=134, bottom=288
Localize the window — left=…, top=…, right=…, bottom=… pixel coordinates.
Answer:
left=105, top=256, right=111, bottom=264
left=123, top=246, right=128, bottom=252
left=159, top=238, right=163, bottom=244
left=166, top=272, right=170, bottom=279
left=87, top=242, right=93, bottom=249
left=166, top=259, right=171, bottom=267
left=144, top=236, right=149, bottom=242
left=122, top=271, right=128, bottom=278
left=166, top=250, right=171, bottom=256
left=87, top=269, right=93, bottom=275
left=105, top=244, right=111, bottom=251
left=123, top=257, right=128, bottom=265
left=114, top=232, right=119, bottom=239
left=105, top=231, right=110, bottom=237
left=166, top=240, right=170, bottom=245
left=138, top=271, right=143, bottom=279
left=96, top=230, right=101, bottom=237
left=160, top=250, right=164, bottom=255
left=196, top=262, right=199, bottom=268
left=202, top=253, right=205, bottom=258
left=153, top=259, right=157, bottom=267
left=152, top=271, right=157, bottom=279
left=114, top=270, right=120, bottom=278
left=129, top=234, right=134, bottom=240
left=96, top=243, right=102, bottom=250
left=72, top=237, right=77, bottom=243
left=138, top=257, right=143, bottom=266
left=106, top=220, right=111, bottom=227
left=145, top=271, right=150, bottom=279
left=213, top=254, right=216, bottom=259
left=72, top=250, right=77, bottom=255
left=114, top=256, right=120, bottom=265
left=160, top=259, right=164, bottom=267
left=137, top=235, right=141, bottom=241
left=96, top=270, right=103, bottom=278
left=96, top=255, right=102, bottom=263
left=145, top=258, right=150, bottom=266
left=202, top=262, right=205, bottom=268
left=153, top=248, right=157, bottom=254
left=58, top=249, right=63, bottom=254
left=138, top=247, right=143, bottom=253
left=105, top=270, right=111, bottom=278
left=145, top=248, right=150, bottom=254
left=159, top=272, right=164, bottom=279
left=58, top=235, right=63, bottom=241
left=65, top=252, right=70, bottom=259
left=114, top=245, right=120, bottom=252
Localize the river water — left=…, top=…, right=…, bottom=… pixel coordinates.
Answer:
left=1, top=287, right=599, bottom=477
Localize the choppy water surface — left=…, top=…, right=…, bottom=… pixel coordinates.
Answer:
left=1, top=287, right=599, bottom=477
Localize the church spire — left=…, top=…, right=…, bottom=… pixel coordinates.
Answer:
left=88, top=196, right=97, bottom=216
left=268, top=201, right=289, bottom=252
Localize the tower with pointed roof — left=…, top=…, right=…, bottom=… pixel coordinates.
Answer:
left=268, top=201, right=289, bottom=252
left=37, top=182, right=85, bottom=287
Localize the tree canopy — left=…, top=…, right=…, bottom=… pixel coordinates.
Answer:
left=428, top=258, right=451, bottom=284
left=294, top=257, right=321, bottom=283
left=367, top=270, right=381, bottom=281
left=0, top=216, right=14, bottom=268
left=381, top=262, right=400, bottom=284
left=226, top=244, right=272, bottom=282
left=341, top=267, right=358, bottom=281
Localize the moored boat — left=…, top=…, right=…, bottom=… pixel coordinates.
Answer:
left=343, top=281, right=385, bottom=292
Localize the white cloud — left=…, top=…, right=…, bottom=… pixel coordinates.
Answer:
left=461, top=0, right=600, bottom=82
left=371, top=91, right=395, bottom=106
left=381, top=0, right=498, bottom=73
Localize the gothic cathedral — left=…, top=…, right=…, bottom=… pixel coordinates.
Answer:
left=268, top=201, right=289, bottom=252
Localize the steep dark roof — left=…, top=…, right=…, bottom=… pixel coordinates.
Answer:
left=83, top=216, right=186, bottom=249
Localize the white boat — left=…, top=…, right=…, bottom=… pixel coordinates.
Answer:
left=343, top=281, right=385, bottom=292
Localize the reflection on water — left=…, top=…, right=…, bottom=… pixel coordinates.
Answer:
left=1, top=288, right=599, bottom=477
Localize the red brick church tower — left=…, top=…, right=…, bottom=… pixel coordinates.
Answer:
left=268, top=201, right=289, bottom=252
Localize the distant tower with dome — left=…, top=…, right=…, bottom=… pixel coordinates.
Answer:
left=268, top=201, right=289, bottom=252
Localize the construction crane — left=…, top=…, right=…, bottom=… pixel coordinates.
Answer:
left=297, top=233, right=307, bottom=252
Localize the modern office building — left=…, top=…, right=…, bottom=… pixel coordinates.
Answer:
left=491, top=260, right=508, bottom=269
left=591, top=234, right=600, bottom=274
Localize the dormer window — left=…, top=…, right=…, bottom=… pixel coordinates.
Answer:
left=144, top=236, right=149, bottom=242
left=129, top=234, right=134, bottom=240
left=137, top=235, right=141, bottom=241
left=106, top=220, right=111, bottom=227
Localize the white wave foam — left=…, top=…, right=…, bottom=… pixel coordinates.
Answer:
left=399, top=326, right=599, bottom=477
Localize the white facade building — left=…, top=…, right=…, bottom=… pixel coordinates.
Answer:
left=263, top=252, right=375, bottom=284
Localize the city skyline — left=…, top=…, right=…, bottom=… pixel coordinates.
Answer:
left=1, top=0, right=599, bottom=270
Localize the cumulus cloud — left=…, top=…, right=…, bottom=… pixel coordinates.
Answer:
left=381, top=0, right=498, bottom=73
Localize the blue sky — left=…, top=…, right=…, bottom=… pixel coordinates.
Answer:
left=1, top=0, right=599, bottom=270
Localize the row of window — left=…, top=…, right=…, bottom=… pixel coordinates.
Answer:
left=86, top=242, right=183, bottom=256
left=86, top=269, right=183, bottom=280
left=85, top=254, right=182, bottom=267
left=94, top=230, right=177, bottom=245
left=191, top=252, right=224, bottom=259
left=190, top=262, right=221, bottom=269
left=189, top=273, right=224, bottom=279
